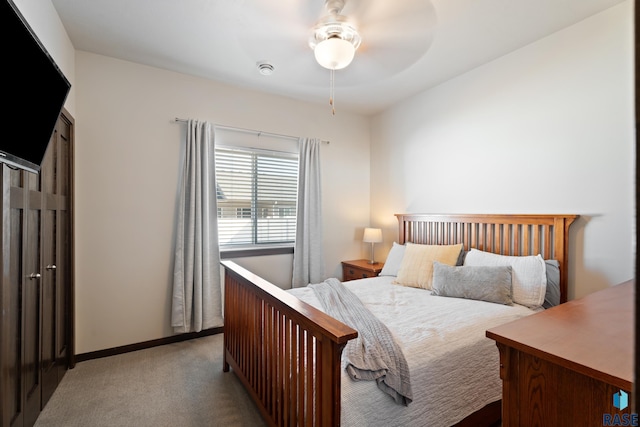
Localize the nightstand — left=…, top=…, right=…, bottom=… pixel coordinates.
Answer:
left=341, top=259, right=384, bottom=282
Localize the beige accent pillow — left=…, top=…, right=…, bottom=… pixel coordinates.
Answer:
left=394, top=243, right=464, bottom=289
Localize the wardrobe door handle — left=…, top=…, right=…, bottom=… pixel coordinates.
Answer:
left=29, top=273, right=41, bottom=280
left=46, top=264, right=57, bottom=271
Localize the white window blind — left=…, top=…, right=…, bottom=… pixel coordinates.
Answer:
left=216, top=146, right=298, bottom=247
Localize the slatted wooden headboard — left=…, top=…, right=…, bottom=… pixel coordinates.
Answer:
left=395, top=214, right=577, bottom=303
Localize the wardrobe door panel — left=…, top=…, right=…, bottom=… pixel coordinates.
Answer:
left=40, top=121, right=64, bottom=406
left=55, top=208, right=69, bottom=380
left=40, top=206, right=56, bottom=406
left=23, top=179, right=42, bottom=427
left=55, top=118, right=71, bottom=380
left=5, top=179, right=24, bottom=427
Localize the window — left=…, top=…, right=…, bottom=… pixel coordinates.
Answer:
left=215, top=146, right=298, bottom=248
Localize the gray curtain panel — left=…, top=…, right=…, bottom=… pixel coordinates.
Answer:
left=171, top=119, right=223, bottom=333
left=292, top=137, right=324, bottom=288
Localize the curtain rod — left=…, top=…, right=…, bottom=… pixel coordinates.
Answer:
left=173, top=118, right=329, bottom=144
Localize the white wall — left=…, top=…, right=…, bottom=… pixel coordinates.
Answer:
left=370, top=1, right=634, bottom=300
left=18, top=0, right=635, bottom=355
left=73, top=52, right=371, bottom=353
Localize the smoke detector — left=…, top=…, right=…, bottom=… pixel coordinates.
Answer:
left=256, top=61, right=275, bottom=76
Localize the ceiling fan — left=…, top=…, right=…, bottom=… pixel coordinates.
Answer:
left=308, top=0, right=363, bottom=114
left=308, top=0, right=362, bottom=71
left=237, top=0, right=436, bottom=113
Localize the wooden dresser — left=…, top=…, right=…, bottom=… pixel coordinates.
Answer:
left=486, top=280, right=634, bottom=427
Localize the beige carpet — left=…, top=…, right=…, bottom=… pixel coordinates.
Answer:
left=34, top=334, right=266, bottom=427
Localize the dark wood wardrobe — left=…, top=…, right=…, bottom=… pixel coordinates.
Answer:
left=0, top=108, right=74, bottom=427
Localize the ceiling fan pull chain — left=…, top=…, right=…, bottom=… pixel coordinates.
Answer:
left=330, top=69, right=335, bottom=115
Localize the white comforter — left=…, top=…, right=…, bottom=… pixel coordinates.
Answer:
left=288, top=275, right=538, bottom=427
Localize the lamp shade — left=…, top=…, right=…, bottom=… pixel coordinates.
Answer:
left=313, top=37, right=355, bottom=70
left=363, top=228, right=383, bottom=243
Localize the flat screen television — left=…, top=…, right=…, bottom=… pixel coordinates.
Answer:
left=1, top=0, right=71, bottom=173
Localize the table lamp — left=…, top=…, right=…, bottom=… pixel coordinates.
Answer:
left=363, top=227, right=383, bottom=264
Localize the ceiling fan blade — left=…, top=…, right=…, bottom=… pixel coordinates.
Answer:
left=340, top=0, right=437, bottom=83
left=234, top=1, right=318, bottom=68
left=356, top=0, right=436, bottom=41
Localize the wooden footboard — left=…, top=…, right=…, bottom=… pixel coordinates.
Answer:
left=222, top=260, right=357, bottom=427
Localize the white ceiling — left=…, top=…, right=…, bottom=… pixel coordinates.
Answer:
left=51, top=0, right=625, bottom=115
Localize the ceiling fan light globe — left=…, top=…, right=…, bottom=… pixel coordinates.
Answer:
left=314, top=38, right=355, bottom=70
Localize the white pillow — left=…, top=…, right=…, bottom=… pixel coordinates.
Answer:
left=379, top=242, right=405, bottom=276
left=463, top=249, right=547, bottom=308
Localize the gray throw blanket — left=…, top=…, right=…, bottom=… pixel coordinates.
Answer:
left=309, top=278, right=413, bottom=406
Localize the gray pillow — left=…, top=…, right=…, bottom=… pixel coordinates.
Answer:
left=543, top=260, right=561, bottom=308
left=456, top=249, right=468, bottom=266
left=432, top=261, right=513, bottom=305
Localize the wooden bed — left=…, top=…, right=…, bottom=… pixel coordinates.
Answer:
left=222, top=213, right=577, bottom=427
